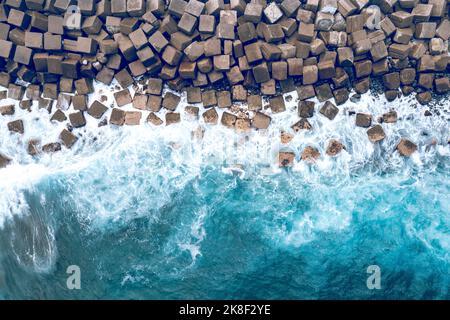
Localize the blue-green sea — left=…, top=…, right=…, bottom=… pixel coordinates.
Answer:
left=0, top=92, right=449, bottom=299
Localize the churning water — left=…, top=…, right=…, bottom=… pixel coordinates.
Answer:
left=0, top=83, right=449, bottom=299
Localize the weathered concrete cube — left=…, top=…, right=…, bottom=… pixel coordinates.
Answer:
left=44, top=33, right=62, bottom=51
left=262, top=24, right=284, bottom=43
left=315, top=83, right=333, bottom=102
left=82, top=16, right=102, bottom=34
left=411, top=4, right=432, bottom=22
left=114, top=88, right=133, bottom=107
left=147, top=95, right=162, bottom=112
left=186, top=0, right=205, bottom=17
left=115, top=68, right=134, bottom=88
left=237, top=22, right=257, bottom=44
left=251, top=111, right=270, bottom=129
left=287, top=57, right=303, bottom=76
left=213, top=55, right=230, bottom=71
left=0, top=40, right=13, bottom=59
left=184, top=41, right=204, bottom=61
left=429, top=0, right=446, bottom=17
left=178, top=13, right=198, bottom=35
left=217, top=22, right=235, bottom=40
left=382, top=72, right=400, bottom=90
left=162, top=92, right=181, bottom=111
left=436, top=19, right=450, bottom=40
left=8, top=9, right=30, bottom=29
left=272, top=61, right=288, bottom=80
left=252, top=62, right=270, bottom=83
left=298, top=100, right=315, bottom=118
left=267, top=96, right=284, bottom=114
left=319, top=101, right=339, bottom=120
left=202, top=108, right=218, bottom=124
left=60, top=130, right=77, bottom=148
left=415, top=22, right=436, bottom=39
left=315, top=12, right=334, bottom=31
left=73, top=95, right=88, bottom=111
left=298, top=23, right=315, bottom=42
left=202, top=90, right=217, bottom=107
left=14, top=46, right=33, bottom=65
left=393, top=28, right=413, bottom=44
left=110, top=108, right=126, bottom=126
left=390, top=11, right=413, bottom=28
left=244, top=3, right=263, bottom=23
left=127, top=0, right=146, bottom=16
left=380, top=17, right=396, bottom=36
left=355, top=113, right=372, bottom=128
left=264, top=2, right=284, bottom=24
left=149, top=31, right=169, bottom=53
left=280, top=0, right=301, bottom=18
left=367, top=125, right=385, bottom=142
left=125, top=111, right=142, bottom=125
left=220, top=10, right=237, bottom=26
left=303, top=65, right=318, bottom=84
left=69, top=111, right=87, bottom=128
left=244, top=42, right=262, bottom=64
left=129, top=28, right=148, bottom=50
left=199, top=14, right=215, bottom=33
left=162, top=45, right=183, bottom=66
left=186, top=87, right=202, bottom=103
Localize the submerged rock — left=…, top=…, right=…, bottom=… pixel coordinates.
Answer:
left=235, top=118, right=251, bottom=132
left=0, top=153, right=12, bottom=168
left=50, top=109, right=67, bottom=122
left=27, top=139, right=40, bottom=156
left=0, top=104, right=15, bottom=116
left=42, top=142, right=61, bottom=153
left=301, top=146, right=320, bottom=163
left=60, top=129, right=78, bottom=149
left=88, top=101, right=108, bottom=119
left=319, top=101, right=339, bottom=120
left=147, top=112, right=163, bottom=126
left=401, top=86, right=414, bottom=96
left=385, top=89, right=399, bottom=101
left=7, top=119, right=24, bottom=134
left=397, top=139, right=418, bottom=157
left=202, top=108, right=218, bottom=125
left=291, top=118, right=312, bottom=132
left=191, top=126, right=205, bottom=140
left=98, top=118, right=108, bottom=127
left=416, top=91, right=432, bottom=105
left=350, top=93, right=361, bottom=103
left=125, top=111, right=142, bottom=125
left=326, top=139, right=345, bottom=156
left=279, top=151, right=295, bottom=167
left=166, top=112, right=181, bottom=125
left=382, top=111, right=398, bottom=123
left=355, top=113, right=372, bottom=128
left=69, top=111, right=86, bottom=128
left=367, top=125, right=386, bottom=142
left=110, top=108, right=126, bottom=126
left=221, top=112, right=237, bottom=128
left=298, top=101, right=315, bottom=118
left=185, top=106, right=199, bottom=120
left=252, top=112, right=271, bottom=129
left=280, top=132, right=294, bottom=144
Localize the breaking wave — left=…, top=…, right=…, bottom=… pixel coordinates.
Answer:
left=0, top=82, right=449, bottom=299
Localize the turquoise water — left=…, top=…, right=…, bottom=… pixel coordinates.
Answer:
left=0, top=91, right=449, bottom=299
left=0, top=149, right=448, bottom=299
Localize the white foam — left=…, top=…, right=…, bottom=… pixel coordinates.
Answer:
left=0, top=81, right=449, bottom=231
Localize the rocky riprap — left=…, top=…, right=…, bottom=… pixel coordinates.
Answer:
left=0, top=0, right=448, bottom=167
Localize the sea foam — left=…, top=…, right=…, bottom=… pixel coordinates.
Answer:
left=0, top=81, right=448, bottom=228
left=0, top=80, right=449, bottom=278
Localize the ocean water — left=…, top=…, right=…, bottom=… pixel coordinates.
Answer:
left=0, top=85, right=449, bottom=299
